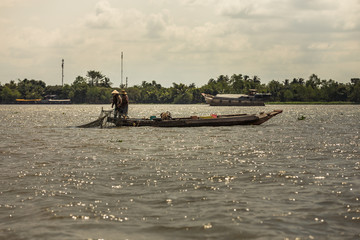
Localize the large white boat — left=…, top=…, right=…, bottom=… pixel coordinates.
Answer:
left=202, top=90, right=271, bottom=106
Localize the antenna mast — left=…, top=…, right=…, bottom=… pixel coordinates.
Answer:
left=61, top=59, right=64, bottom=87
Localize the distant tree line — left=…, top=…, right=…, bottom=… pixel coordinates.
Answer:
left=1, top=71, right=360, bottom=104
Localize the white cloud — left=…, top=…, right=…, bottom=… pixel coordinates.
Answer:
left=84, top=0, right=120, bottom=28
left=218, top=1, right=259, bottom=19
left=0, top=0, right=359, bottom=86
left=333, top=1, right=360, bottom=30
left=307, top=42, right=334, bottom=51
left=179, top=0, right=217, bottom=6
left=146, top=12, right=170, bottom=38
left=0, top=0, right=30, bottom=7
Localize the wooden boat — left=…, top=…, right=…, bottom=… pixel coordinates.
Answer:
left=81, top=109, right=282, bottom=128
left=41, top=95, right=71, bottom=104
left=15, top=99, right=42, bottom=104
left=15, top=96, right=71, bottom=104
left=202, top=89, right=271, bottom=106
left=41, top=99, right=71, bottom=104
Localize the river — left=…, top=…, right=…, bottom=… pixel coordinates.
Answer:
left=0, top=104, right=359, bottom=239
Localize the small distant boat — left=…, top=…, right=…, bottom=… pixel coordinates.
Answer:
left=202, top=89, right=271, bottom=106
left=15, top=99, right=42, bottom=104
left=41, top=99, right=71, bottom=104
left=15, top=95, right=71, bottom=104
left=40, top=95, right=71, bottom=104
left=78, top=109, right=283, bottom=128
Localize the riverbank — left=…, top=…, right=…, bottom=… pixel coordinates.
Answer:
left=267, top=101, right=358, bottom=105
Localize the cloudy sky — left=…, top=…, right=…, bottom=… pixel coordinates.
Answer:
left=1, top=0, right=359, bottom=87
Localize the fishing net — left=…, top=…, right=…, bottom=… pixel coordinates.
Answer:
left=77, top=109, right=113, bottom=128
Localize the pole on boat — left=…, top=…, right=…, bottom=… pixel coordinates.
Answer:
left=121, top=52, right=123, bottom=88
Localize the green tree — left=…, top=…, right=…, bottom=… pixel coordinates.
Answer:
left=230, top=74, right=246, bottom=93
left=0, top=85, right=21, bottom=103
left=215, top=75, right=231, bottom=93
left=170, top=83, right=190, bottom=104
left=70, top=76, right=89, bottom=103
left=126, top=86, right=141, bottom=103
left=306, top=74, right=321, bottom=89
left=17, top=79, right=46, bottom=99
left=290, top=83, right=307, bottom=101
left=283, top=90, right=293, bottom=101
left=100, top=77, right=112, bottom=88
left=319, top=79, right=348, bottom=102
left=267, top=80, right=283, bottom=101
left=349, top=81, right=360, bottom=103
left=189, top=84, right=203, bottom=103
left=86, top=86, right=101, bottom=103
left=2, top=72, right=359, bottom=104
left=86, top=70, right=107, bottom=87
left=44, top=85, right=72, bottom=99
left=60, top=84, right=72, bottom=99
left=304, top=85, right=317, bottom=101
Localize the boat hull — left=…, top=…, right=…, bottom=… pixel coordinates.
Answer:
left=209, top=101, right=265, bottom=106
left=202, top=93, right=269, bottom=106
left=107, top=110, right=282, bottom=127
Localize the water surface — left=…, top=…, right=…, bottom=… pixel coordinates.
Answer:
left=0, top=104, right=359, bottom=239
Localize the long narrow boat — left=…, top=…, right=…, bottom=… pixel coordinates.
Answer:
left=201, top=90, right=271, bottom=106
left=84, top=109, right=282, bottom=128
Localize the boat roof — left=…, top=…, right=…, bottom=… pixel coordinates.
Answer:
left=215, top=94, right=248, bottom=98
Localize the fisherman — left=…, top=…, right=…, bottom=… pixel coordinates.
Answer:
left=119, top=89, right=129, bottom=118
left=111, top=90, right=122, bottom=118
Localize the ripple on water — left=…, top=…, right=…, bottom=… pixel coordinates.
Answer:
left=1, top=105, right=360, bottom=239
